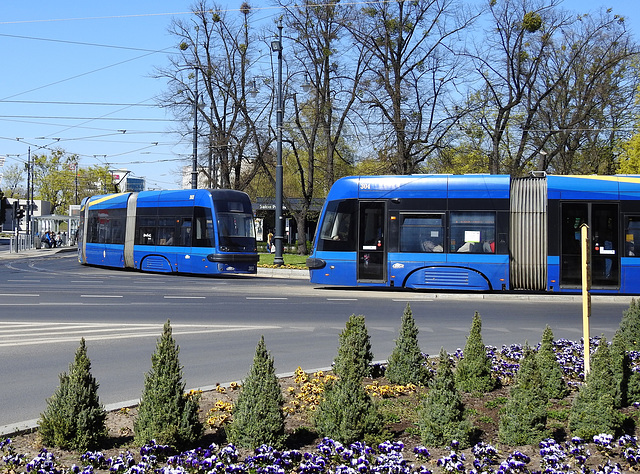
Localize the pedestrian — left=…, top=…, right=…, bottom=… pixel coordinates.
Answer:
left=267, top=230, right=273, bottom=254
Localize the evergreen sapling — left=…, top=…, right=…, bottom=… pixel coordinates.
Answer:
left=455, top=312, right=497, bottom=393
left=315, top=314, right=381, bottom=444
left=386, top=303, right=430, bottom=385
left=227, top=336, right=286, bottom=449
left=419, top=348, right=474, bottom=448
left=536, top=326, right=568, bottom=399
left=38, top=338, right=107, bottom=451
left=134, top=320, right=202, bottom=448
left=568, top=337, right=622, bottom=439
left=499, top=345, right=549, bottom=446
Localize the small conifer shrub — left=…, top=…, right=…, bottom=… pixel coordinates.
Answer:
left=499, top=345, right=549, bottom=446
left=569, top=337, right=622, bottom=439
left=39, top=338, right=107, bottom=451
left=615, top=298, right=640, bottom=352
left=536, top=326, right=568, bottom=399
left=419, top=348, right=474, bottom=448
left=386, top=303, right=430, bottom=385
left=227, top=336, right=286, bottom=449
left=314, top=314, right=381, bottom=444
left=314, top=375, right=382, bottom=445
left=455, top=312, right=497, bottom=393
left=610, top=334, right=633, bottom=408
left=611, top=299, right=640, bottom=405
left=134, top=320, right=202, bottom=448
left=333, top=314, right=373, bottom=379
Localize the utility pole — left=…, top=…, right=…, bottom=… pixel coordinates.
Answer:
left=192, top=26, right=199, bottom=190
left=271, top=20, right=284, bottom=266
left=26, top=147, right=31, bottom=242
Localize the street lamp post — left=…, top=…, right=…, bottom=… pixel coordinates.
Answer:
left=271, top=21, right=285, bottom=266
left=192, top=30, right=200, bottom=190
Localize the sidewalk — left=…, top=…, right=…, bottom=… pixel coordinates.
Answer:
left=0, top=246, right=309, bottom=279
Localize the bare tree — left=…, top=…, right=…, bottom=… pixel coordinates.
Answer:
left=277, top=0, right=365, bottom=253
left=468, top=0, right=639, bottom=175
left=535, top=10, right=640, bottom=174
left=158, top=1, right=274, bottom=190
left=349, top=0, right=478, bottom=175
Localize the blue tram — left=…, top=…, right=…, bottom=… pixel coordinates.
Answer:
left=306, top=174, right=640, bottom=293
left=78, top=189, right=258, bottom=275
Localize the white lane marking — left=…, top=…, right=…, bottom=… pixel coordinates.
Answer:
left=326, top=298, right=358, bottom=301
left=0, top=322, right=281, bottom=348
left=163, top=296, right=206, bottom=299
left=246, top=297, right=288, bottom=300
left=0, top=294, right=39, bottom=297
left=80, top=295, right=124, bottom=298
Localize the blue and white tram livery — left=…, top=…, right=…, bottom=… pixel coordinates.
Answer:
left=306, top=174, right=640, bottom=294
left=78, top=189, right=259, bottom=275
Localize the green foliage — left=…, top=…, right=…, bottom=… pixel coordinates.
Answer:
left=499, top=346, right=549, bottom=446
left=314, top=315, right=381, bottom=444
left=617, top=134, right=640, bottom=174
left=227, top=336, right=286, bottom=449
left=419, top=348, right=474, bottom=448
left=38, top=338, right=107, bottom=451
left=610, top=299, right=640, bottom=406
left=614, top=299, right=640, bottom=352
left=569, top=337, right=623, bottom=439
left=536, top=326, right=569, bottom=399
left=455, top=312, right=497, bottom=393
left=333, top=314, right=373, bottom=380
left=134, top=320, right=202, bottom=448
left=522, top=11, right=542, bottom=33
left=32, top=149, right=112, bottom=215
left=314, top=376, right=382, bottom=445
left=385, top=304, right=430, bottom=385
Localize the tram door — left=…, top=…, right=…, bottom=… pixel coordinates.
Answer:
left=560, top=203, right=619, bottom=288
left=358, top=201, right=386, bottom=282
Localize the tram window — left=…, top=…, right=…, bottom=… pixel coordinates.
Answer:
left=194, top=207, right=215, bottom=247
left=317, top=199, right=357, bottom=251
left=624, top=216, right=640, bottom=257
left=136, top=216, right=156, bottom=245
left=400, top=214, right=444, bottom=252
left=450, top=212, right=495, bottom=253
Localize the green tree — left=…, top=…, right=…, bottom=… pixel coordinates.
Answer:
left=499, top=345, right=549, bottom=445
left=618, top=132, right=640, bottom=174
left=610, top=300, right=640, bottom=406
left=536, top=326, right=568, bottom=399
left=455, top=312, right=497, bottom=393
left=134, top=320, right=202, bottom=447
left=419, top=348, right=474, bottom=448
left=32, top=149, right=112, bottom=214
left=569, top=337, right=622, bottom=439
left=38, top=338, right=107, bottom=451
left=348, top=0, right=475, bottom=175
left=333, top=314, right=373, bottom=379
left=227, top=336, right=286, bottom=449
left=386, top=303, right=430, bottom=385
left=315, top=315, right=381, bottom=444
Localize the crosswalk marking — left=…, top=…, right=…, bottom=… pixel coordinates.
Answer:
left=0, top=321, right=281, bottom=348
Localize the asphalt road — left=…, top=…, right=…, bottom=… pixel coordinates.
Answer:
left=0, top=252, right=633, bottom=433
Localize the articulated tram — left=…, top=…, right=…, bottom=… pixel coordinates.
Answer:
left=306, top=174, right=640, bottom=293
left=78, top=189, right=258, bottom=275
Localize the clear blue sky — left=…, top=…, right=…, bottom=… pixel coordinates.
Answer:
left=0, top=0, right=637, bottom=191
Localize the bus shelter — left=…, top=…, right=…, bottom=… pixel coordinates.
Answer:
left=33, top=214, right=80, bottom=247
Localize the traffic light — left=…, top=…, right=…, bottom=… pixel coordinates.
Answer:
left=0, top=194, right=7, bottom=226
left=15, top=208, right=25, bottom=220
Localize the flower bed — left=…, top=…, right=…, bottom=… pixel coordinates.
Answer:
left=2, top=337, right=640, bottom=473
